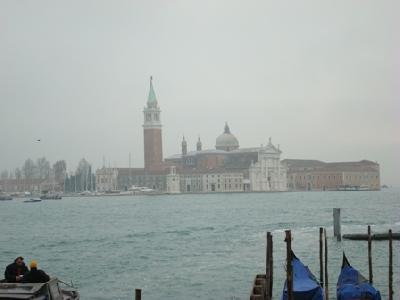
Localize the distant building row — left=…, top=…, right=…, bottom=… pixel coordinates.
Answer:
left=0, top=179, right=62, bottom=193
left=95, top=158, right=380, bottom=193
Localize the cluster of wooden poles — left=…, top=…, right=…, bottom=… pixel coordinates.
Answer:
left=134, top=226, right=395, bottom=300
left=259, top=226, right=395, bottom=300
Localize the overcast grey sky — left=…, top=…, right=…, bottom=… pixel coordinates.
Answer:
left=0, top=1, right=399, bottom=185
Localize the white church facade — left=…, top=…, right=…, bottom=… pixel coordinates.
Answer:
left=165, top=124, right=287, bottom=193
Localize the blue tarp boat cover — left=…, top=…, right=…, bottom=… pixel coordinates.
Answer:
left=281, top=252, right=324, bottom=300
left=337, top=254, right=381, bottom=300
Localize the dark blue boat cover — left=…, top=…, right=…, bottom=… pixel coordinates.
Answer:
left=281, top=253, right=324, bottom=300
left=337, top=254, right=381, bottom=300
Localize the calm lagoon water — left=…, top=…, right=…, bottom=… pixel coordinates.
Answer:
left=1, top=189, right=399, bottom=299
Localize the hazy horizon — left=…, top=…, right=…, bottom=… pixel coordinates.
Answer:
left=1, top=1, right=399, bottom=186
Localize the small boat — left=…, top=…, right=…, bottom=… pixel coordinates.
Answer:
left=0, top=193, right=13, bottom=201
left=24, top=198, right=42, bottom=203
left=337, top=254, right=381, bottom=300
left=0, top=278, right=79, bottom=299
left=281, top=251, right=323, bottom=300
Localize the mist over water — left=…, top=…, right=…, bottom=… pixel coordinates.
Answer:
left=1, top=189, right=399, bottom=300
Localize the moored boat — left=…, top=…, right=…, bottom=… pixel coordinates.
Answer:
left=337, top=254, right=381, bottom=300
left=281, top=251, right=324, bottom=300
left=0, top=278, right=79, bottom=299
left=24, top=198, right=42, bottom=203
left=0, top=193, right=13, bottom=201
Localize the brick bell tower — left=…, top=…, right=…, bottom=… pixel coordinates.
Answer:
left=143, top=76, right=163, bottom=172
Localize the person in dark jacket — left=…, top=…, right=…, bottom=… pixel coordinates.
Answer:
left=21, top=260, right=50, bottom=283
left=4, top=256, right=28, bottom=283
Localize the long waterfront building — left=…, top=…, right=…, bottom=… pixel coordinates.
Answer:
left=283, top=159, right=380, bottom=191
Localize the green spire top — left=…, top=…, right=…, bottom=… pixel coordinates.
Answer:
left=147, top=76, right=157, bottom=105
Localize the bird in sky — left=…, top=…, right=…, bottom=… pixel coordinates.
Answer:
left=36, top=139, right=41, bottom=142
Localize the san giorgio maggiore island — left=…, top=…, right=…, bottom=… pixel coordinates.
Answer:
left=94, top=77, right=381, bottom=194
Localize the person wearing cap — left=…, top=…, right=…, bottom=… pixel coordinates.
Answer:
left=21, top=260, right=50, bottom=283
left=4, top=256, right=29, bottom=283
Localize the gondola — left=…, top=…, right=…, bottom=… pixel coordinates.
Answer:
left=337, top=253, right=381, bottom=300
left=281, top=251, right=324, bottom=300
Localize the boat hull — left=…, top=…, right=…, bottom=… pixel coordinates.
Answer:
left=0, top=278, right=79, bottom=300
left=24, top=199, right=42, bottom=203
left=337, top=254, right=381, bottom=300
left=281, top=252, right=324, bottom=300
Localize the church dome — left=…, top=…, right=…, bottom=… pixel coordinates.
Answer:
left=215, top=123, right=239, bottom=151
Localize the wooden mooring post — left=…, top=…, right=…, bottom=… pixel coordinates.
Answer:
left=368, top=225, right=373, bottom=284
left=285, top=230, right=293, bottom=300
left=333, top=208, right=341, bottom=241
left=266, top=232, right=273, bottom=300
left=266, top=233, right=269, bottom=280
left=135, top=288, right=141, bottom=300
left=249, top=232, right=272, bottom=300
left=319, top=227, right=323, bottom=287
left=388, top=229, right=393, bottom=300
left=269, top=233, right=273, bottom=299
left=324, top=228, right=329, bottom=300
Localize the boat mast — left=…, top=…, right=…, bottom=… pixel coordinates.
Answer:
left=129, top=152, right=132, bottom=189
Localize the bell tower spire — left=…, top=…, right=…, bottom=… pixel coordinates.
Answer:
left=143, top=76, right=163, bottom=171
left=147, top=76, right=158, bottom=107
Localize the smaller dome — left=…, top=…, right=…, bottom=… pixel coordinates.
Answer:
left=215, top=123, right=239, bottom=151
